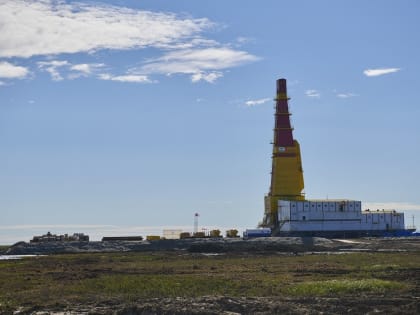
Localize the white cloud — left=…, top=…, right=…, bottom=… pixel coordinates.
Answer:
left=0, top=0, right=214, bottom=58
left=36, top=60, right=151, bottom=83
left=99, top=73, right=152, bottom=83
left=37, top=60, right=69, bottom=81
left=37, top=60, right=108, bottom=80
left=0, top=0, right=259, bottom=83
left=69, top=63, right=105, bottom=79
left=336, top=93, right=357, bottom=98
left=191, top=71, right=222, bottom=83
left=363, top=202, right=420, bottom=211
left=245, top=97, right=271, bottom=107
left=0, top=1, right=259, bottom=84
left=363, top=68, right=400, bottom=77
left=140, top=47, right=258, bottom=82
left=71, top=63, right=104, bottom=74
left=71, top=64, right=91, bottom=74
left=0, top=61, right=29, bottom=79
left=167, top=38, right=220, bottom=50
left=305, top=89, right=320, bottom=98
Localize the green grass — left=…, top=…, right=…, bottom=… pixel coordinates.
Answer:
left=286, top=279, right=405, bottom=296
left=72, top=275, right=242, bottom=298
left=0, top=251, right=418, bottom=310
left=69, top=273, right=288, bottom=300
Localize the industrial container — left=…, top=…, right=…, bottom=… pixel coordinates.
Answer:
left=193, top=232, right=206, bottom=238
left=243, top=228, right=271, bottom=238
left=180, top=232, right=191, bottom=239
left=209, top=229, right=222, bottom=238
left=146, top=235, right=161, bottom=241
left=226, top=229, right=239, bottom=238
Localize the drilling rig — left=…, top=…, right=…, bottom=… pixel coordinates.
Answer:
left=263, top=78, right=305, bottom=229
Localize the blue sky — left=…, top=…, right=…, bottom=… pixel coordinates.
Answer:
left=1, top=0, right=420, bottom=244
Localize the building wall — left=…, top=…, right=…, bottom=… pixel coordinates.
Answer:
left=278, top=200, right=405, bottom=232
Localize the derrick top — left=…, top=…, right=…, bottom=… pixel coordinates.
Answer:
left=276, top=78, right=287, bottom=98
left=274, top=78, right=294, bottom=147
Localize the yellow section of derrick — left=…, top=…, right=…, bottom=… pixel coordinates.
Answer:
left=265, top=140, right=305, bottom=221
left=275, top=93, right=291, bottom=101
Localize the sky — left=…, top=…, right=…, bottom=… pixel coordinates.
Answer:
left=1, top=0, right=420, bottom=244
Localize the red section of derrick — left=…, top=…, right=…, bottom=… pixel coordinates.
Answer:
left=276, top=115, right=291, bottom=126
left=274, top=78, right=294, bottom=147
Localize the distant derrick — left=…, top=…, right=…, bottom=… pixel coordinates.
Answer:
left=264, top=79, right=304, bottom=227
left=261, top=78, right=411, bottom=238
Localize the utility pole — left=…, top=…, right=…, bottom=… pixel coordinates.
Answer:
left=194, top=213, right=199, bottom=234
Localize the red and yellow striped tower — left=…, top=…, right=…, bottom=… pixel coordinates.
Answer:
left=264, top=78, right=305, bottom=227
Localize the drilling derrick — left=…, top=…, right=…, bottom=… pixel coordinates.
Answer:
left=264, top=78, right=304, bottom=228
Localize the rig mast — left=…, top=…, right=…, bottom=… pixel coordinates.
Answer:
left=264, top=79, right=305, bottom=227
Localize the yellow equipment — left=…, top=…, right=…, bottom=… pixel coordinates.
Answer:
left=209, top=229, right=221, bottom=238
left=225, top=229, right=239, bottom=238
left=146, top=235, right=161, bottom=241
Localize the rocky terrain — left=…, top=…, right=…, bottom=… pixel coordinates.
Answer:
left=5, top=236, right=420, bottom=256
left=17, top=295, right=420, bottom=315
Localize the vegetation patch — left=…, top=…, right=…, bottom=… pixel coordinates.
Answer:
left=286, top=278, right=406, bottom=296
left=0, top=251, right=418, bottom=311
left=362, top=264, right=400, bottom=271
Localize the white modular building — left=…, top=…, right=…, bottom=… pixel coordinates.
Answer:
left=163, top=229, right=183, bottom=240
left=277, top=200, right=406, bottom=237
